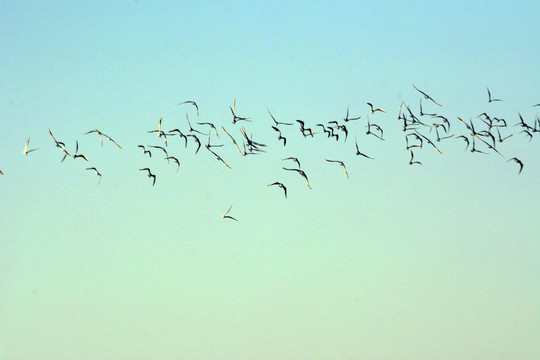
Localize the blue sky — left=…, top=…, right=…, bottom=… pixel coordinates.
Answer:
left=1, top=1, right=539, bottom=359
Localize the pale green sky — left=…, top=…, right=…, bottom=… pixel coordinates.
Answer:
left=1, top=1, right=539, bottom=359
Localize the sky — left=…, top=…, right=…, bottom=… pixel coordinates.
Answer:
left=1, top=1, right=539, bottom=359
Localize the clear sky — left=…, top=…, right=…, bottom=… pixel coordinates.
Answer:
left=1, top=1, right=539, bottom=359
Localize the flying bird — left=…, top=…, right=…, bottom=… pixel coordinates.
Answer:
left=344, top=105, right=361, bottom=121
left=354, top=136, right=374, bottom=159
left=138, top=145, right=152, bottom=158
left=268, top=109, right=293, bottom=126
left=282, top=157, right=301, bottom=169
left=165, top=156, right=180, bottom=172
left=367, top=103, right=387, bottom=113
left=507, top=157, right=524, bottom=174
left=23, top=137, right=39, bottom=155
left=283, top=167, right=311, bottom=189
left=325, top=159, right=349, bottom=178
left=412, top=85, right=442, bottom=106
left=139, top=168, right=157, bottom=185
left=86, top=167, right=102, bottom=184
left=73, top=141, right=89, bottom=161
left=268, top=182, right=287, bottom=198
left=487, top=87, right=502, bottom=102
left=409, top=150, right=422, bottom=166
left=230, top=99, right=251, bottom=124
left=178, top=100, right=199, bottom=120
left=221, top=205, right=238, bottom=221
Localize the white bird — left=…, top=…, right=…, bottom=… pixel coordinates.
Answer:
left=23, top=137, right=39, bottom=155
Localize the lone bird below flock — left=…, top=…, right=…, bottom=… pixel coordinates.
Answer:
left=268, top=182, right=287, bottom=198
left=221, top=205, right=238, bottom=221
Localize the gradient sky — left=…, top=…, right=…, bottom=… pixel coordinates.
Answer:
left=1, top=1, right=539, bottom=359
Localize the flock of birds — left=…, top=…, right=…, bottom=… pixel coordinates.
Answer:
left=4, top=86, right=539, bottom=221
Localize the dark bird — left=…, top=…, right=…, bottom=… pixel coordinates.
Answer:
left=520, top=129, right=533, bottom=142
left=507, top=157, right=524, bottom=174
left=73, top=141, right=89, bottom=161
left=367, top=102, right=387, bottom=113
left=148, top=145, right=169, bottom=161
left=271, top=126, right=287, bottom=146
left=139, top=167, right=156, bottom=185
left=487, top=87, right=502, bottom=102
left=412, top=85, right=442, bottom=106
left=354, top=136, right=374, bottom=159
left=138, top=145, right=152, bottom=158
left=325, top=159, right=349, bottom=178
left=205, top=145, right=232, bottom=169
left=268, top=109, right=293, bottom=126
left=221, top=205, right=238, bottom=221
left=496, top=128, right=513, bottom=143
left=414, top=130, right=442, bottom=154
left=165, top=156, right=180, bottom=172
left=344, top=105, right=361, bottom=121
left=23, top=137, right=39, bottom=155
left=168, top=129, right=188, bottom=148
left=178, top=100, right=199, bottom=120
left=186, top=134, right=202, bottom=154
left=455, top=135, right=470, bottom=151
left=268, top=182, right=287, bottom=199
left=186, top=113, right=207, bottom=135
left=86, top=167, right=102, bottom=184
left=283, top=167, right=311, bottom=189
left=282, top=157, right=301, bottom=169
left=419, top=98, right=436, bottom=117
left=230, top=99, right=251, bottom=124
left=198, top=122, right=219, bottom=137
left=409, top=150, right=422, bottom=166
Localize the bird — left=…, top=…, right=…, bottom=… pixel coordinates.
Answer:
left=165, top=156, right=180, bottom=172
left=268, top=182, right=287, bottom=198
left=23, top=137, right=39, bottom=155
left=282, top=157, right=301, bottom=169
left=344, top=105, right=361, bottom=121
left=139, top=168, right=157, bottom=185
left=185, top=113, right=207, bottom=135
left=507, top=157, right=524, bottom=174
left=198, top=122, right=219, bottom=137
left=455, top=135, right=470, bottom=151
left=73, top=141, right=89, bottom=161
left=496, top=128, right=513, bottom=143
left=487, top=87, right=502, bottom=102
left=137, top=145, right=152, bottom=158
left=48, top=129, right=65, bottom=149
left=205, top=145, right=231, bottom=169
left=367, top=102, right=387, bottom=113
left=85, top=129, right=122, bottom=148
left=419, top=98, right=436, bottom=117
left=186, top=134, right=202, bottom=154
left=268, top=109, right=293, bottom=126
left=412, top=85, right=442, bottom=106
left=271, top=126, right=287, bottom=146
left=325, top=159, right=349, bottom=178
left=221, top=126, right=246, bottom=156
left=148, top=145, right=169, bottom=161
left=221, top=205, right=238, bottom=221
left=147, top=117, right=168, bottom=146
left=0, top=170, right=3, bottom=175
left=354, top=136, right=374, bottom=159
left=409, top=150, right=422, bottom=166
left=283, top=167, right=311, bottom=189
left=86, top=167, right=102, bottom=184
left=230, top=99, right=251, bottom=123
left=178, top=100, right=199, bottom=120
